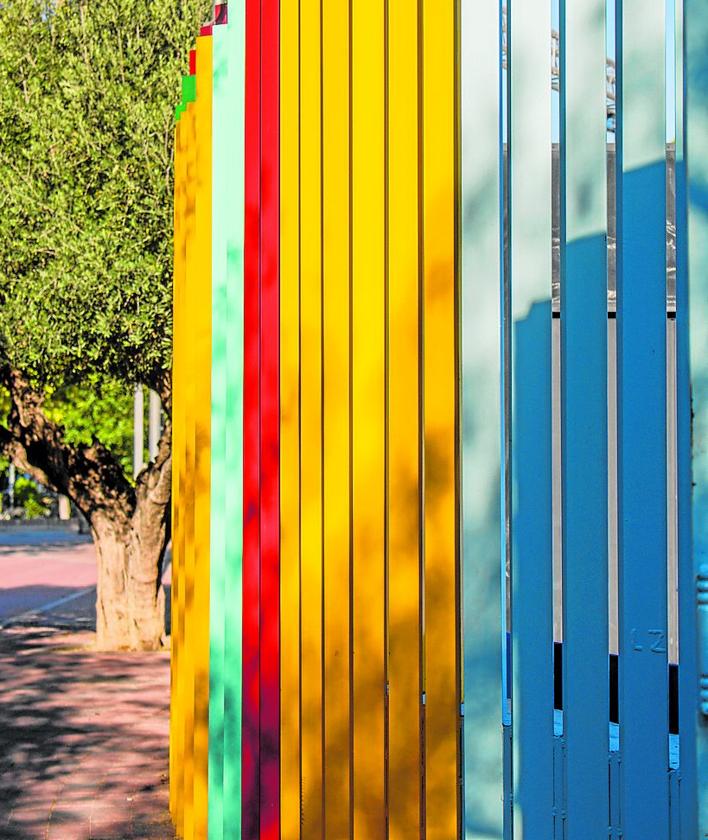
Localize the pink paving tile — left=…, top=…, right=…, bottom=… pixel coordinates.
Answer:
left=0, top=626, right=173, bottom=839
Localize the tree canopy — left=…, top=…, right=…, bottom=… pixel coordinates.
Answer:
left=0, top=0, right=211, bottom=393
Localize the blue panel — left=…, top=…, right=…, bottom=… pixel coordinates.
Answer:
left=684, top=0, right=708, bottom=829
left=512, top=301, right=554, bottom=837
left=616, top=158, right=669, bottom=835
left=561, top=233, right=609, bottom=837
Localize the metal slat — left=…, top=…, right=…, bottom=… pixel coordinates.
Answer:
left=279, top=1, right=301, bottom=838
left=509, top=0, right=555, bottom=834
left=322, top=2, right=352, bottom=834
left=683, top=0, right=708, bottom=831
left=193, top=35, right=213, bottom=840
left=259, top=2, right=280, bottom=834
left=242, top=1, right=262, bottom=831
left=351, top=2, right=386, bottom=835
left=560, top=0, right=610, bottom=834
left=209, top=23, right=229, bottom=839
left=222, top=8, right=246, bottom=838
left=616, top=0, right=669, bottom=833
left=460, top=0, right=504, bottom=833
left=299, top=0, right=324, bottom=834
left=421, top=3, right=461, bottom=835
left=387, top=2, right=422, bottom=836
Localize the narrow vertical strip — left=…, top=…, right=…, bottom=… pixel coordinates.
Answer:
left=459, top=0, right=504, bottom=829
left=171, top=114, right=186, bottom=831
left=509, top=0, right=555, bottom=833
left=182, top=99, right=198, bottom=840
left=209, top=23, right=229, bottom=840
left=299, top=0, right=324, bottom=834
left=421, top=1, right=460, bottom=835
left=260, top=1, right=281, bottom=836
left=351, top=0, right=386, bottom=836
left=322, top=1, right=352, bottom=836
left=280, top=0, right=302, bottom=837
left=243, top=0, right=262, bottom=833
left=561, top=0, right=610, bottom=833
left=682, top=0, right=707, bottom=830
left=222, top=8, right=247, bottom=838
left=387, top=1, right=422, bottom=837
left=193, top=34, right=213, bottom=840
left=616, top=1, right=669, bottom=833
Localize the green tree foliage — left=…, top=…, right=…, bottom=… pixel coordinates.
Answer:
left=0, top=0, right=210, bottom=391
left=0, top=0, right=212, bottom=649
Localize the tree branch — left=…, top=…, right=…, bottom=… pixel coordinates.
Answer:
left=0, top=365, right=135, bottom=525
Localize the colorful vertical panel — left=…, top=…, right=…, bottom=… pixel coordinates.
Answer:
left=460, top=0, right=504, bottom=831
left=617, top=3, right=670, bottom=834
left=509, top=0, right=555, bottom=837
left=242, top=0, right=262, bottom=833
left=351, top=1, right=386, bottom=836
left=387, top=1, right=421, bottom=837
left=168, top=4, right=706, bottom=837
left=560, top=0, right=609, bottom=834
left=299, top=1, right=324, bottom=835
left=278, top=0, right=301, bottom=837
left=322, top=2, right=352, bottom=836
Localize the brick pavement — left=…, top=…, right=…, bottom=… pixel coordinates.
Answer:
left=0, top=627, right=174, bottom=839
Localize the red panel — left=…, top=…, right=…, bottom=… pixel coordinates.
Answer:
left=242, top=0, right=261, bottom=836
left=259, top=0, right=280, bottom=837
left=189, top=49, right=196, bottom=76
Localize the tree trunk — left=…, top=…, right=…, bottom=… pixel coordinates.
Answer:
left=92, top=505, right=167, bottom=652
left=0, top=365, right=172, bottom=652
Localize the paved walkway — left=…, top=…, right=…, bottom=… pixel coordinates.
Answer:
left=0, top=526, right=175, bottom=839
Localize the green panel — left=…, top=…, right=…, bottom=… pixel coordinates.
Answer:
left=208, top=21, right=228, bottom=840
left=222, top=6, right=246, bottom=839
left=208, top=7, right=246, bottom=840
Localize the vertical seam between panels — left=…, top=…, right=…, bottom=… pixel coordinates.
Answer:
left=319, top=0, right=326, bottom=832
left=416, top=1, right=426, bottom=837
left=297, top=0, right=304, bottom=830
left=453, top=1, right=463, bottom=834
left=383, top=0, right=391, bottom=836
left=347, top=0, right=355, bottom=834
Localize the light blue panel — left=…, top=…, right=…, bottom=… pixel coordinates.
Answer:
left=684, top=0, right=708, bottom=830
left=209, top=19, right=229, bottom=840
left=222, top=6, right=246, bottom=840
left=460, top=0, right=503, bottom=836
left=512, top=303, right=554, bottom=838
left=509, top=0, right=554, bottom=835
left=560, top=0, right=609, bottom=834
left=617, top=0, right=669, bottom=833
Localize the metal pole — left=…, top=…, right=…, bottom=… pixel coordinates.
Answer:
left=148, top=390, right=162, bottom=461
left=133, top=383, right=144, bottom=479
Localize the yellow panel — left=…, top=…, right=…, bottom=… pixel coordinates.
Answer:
left=280, top=1, right=301, bottom=837
left=192, top=34, right=212, bottom=840
left=171, top=117, right=186, bottom=831
left=422, top=2, right=460, bottom=836
left=299, top=1, right=323, bottom=836
left=351, top=1, right=385, bottom=837
left=386, top=2, right=422, bottom=836
left=182, top=99, right=198, bottom=840
left=322, top=2, right=351, bottom=836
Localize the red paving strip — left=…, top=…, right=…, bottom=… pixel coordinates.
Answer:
left=0, top=627, right=174, bottom=839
